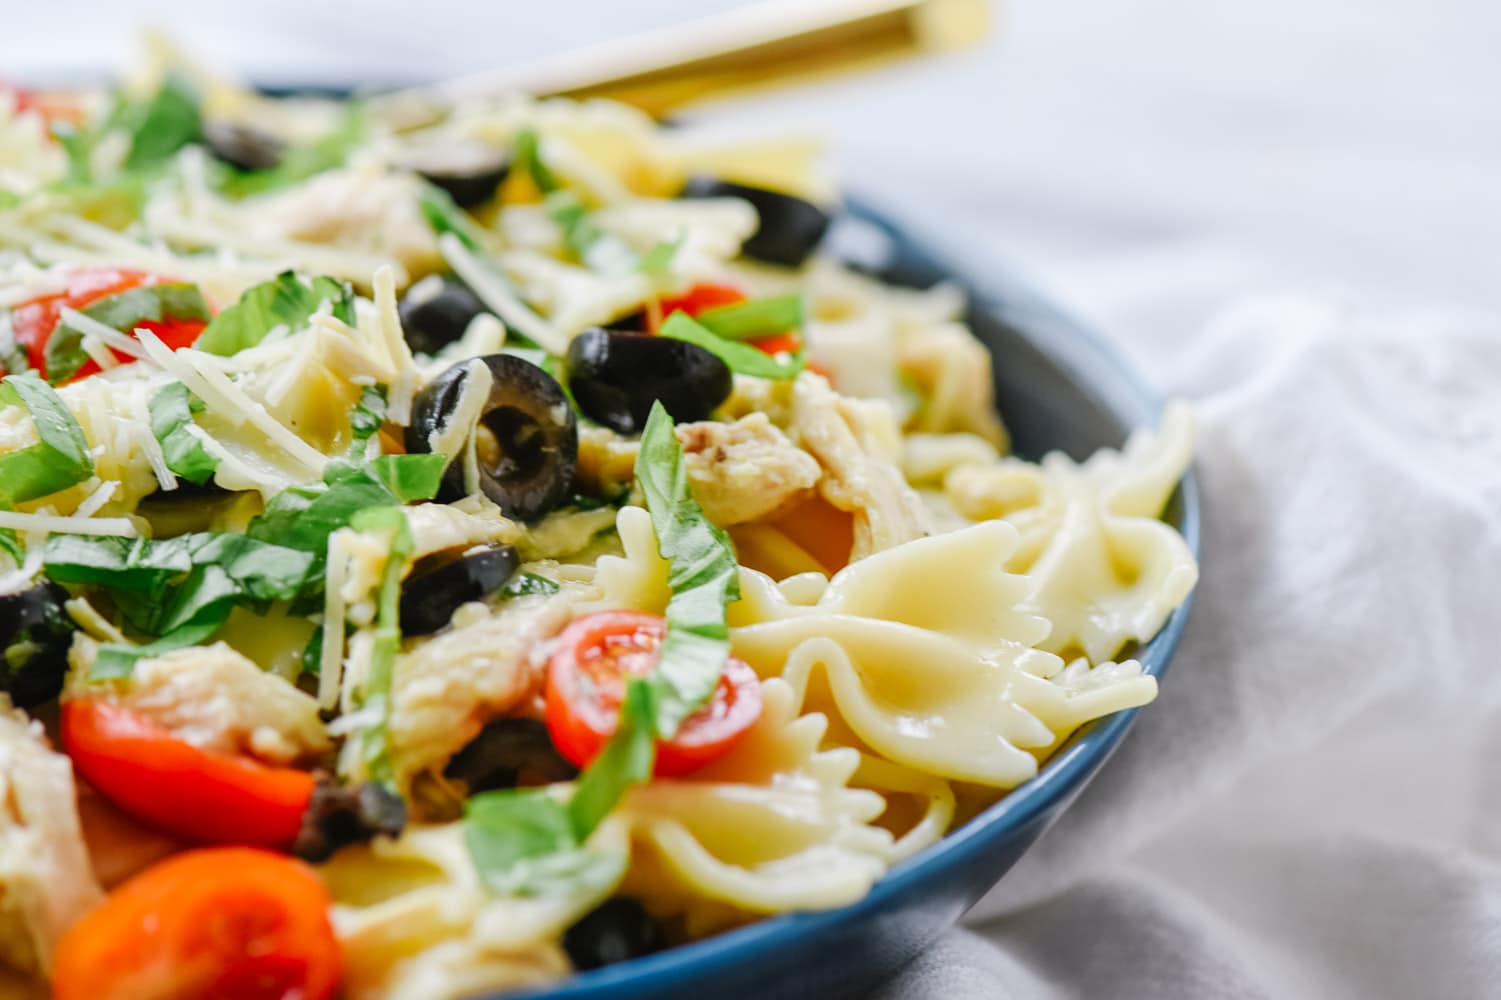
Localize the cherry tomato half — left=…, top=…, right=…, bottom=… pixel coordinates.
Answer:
left=61, top=698, right=315, bottom=850
left=9, top=267, right=208, bottom=381
left=546, top=610, right=762, bottom=777
left=52, top=847, right=342, bottom=1000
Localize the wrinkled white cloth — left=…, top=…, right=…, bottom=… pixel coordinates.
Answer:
left=874, top=291, right=1501, bottom=999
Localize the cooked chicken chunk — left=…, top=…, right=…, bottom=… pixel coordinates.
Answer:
left=789, top=374, right=932, bottom=560
left=0, top=703, right=102, bottom=976
left=576, top=415, right=820, bottom=528
left=69, top=639, right=330, bottom=766
left=677, top=414, right=821, bottom=526
left=390, top=587, right=583, bottom=794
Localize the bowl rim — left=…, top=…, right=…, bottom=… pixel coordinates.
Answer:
left=504, top=197, right=1202, bottom=998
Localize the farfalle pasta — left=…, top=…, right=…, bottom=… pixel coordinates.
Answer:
left=0, top=49, right=1196, bottom=1000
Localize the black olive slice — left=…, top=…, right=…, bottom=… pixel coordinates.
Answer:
left=565, top=328, right=732, bottom=435
left=406, top=354, right=578, bottom=521
left=0, top=582, right=75, bottom=708
left=398, top=544, right=520, bottom=636
left=401, top=142, right=512, bottom=208
left=678, top=176, right=832, bottom=268
left=291, top=775, right=406, bottom=863
left=443, top=717, right=577, bottom=794
left=563, top=898, right=665, bottom=971
left=202, top=120, right=286, bottom=173
left=397, top=277, right=490, bottom=356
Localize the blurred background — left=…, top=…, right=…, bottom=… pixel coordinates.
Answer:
left=8, top=0, right=1500, bottom=386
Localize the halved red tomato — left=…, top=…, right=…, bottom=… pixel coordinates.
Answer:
left=8, top=267, right=208, bottom=381
left=545, top=610, right=762, bottom=776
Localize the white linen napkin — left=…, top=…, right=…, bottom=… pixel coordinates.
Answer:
left=877, top=288, right=1501, bottom=999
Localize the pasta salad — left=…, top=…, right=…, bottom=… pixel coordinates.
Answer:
left=0, top=50, right=1197, bottom=1000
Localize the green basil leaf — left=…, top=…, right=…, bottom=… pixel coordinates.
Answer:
left=337, top=505, right=412, bottom=787
left=464, top=789, right=626, bottom=898
left=512, top=127, right=560, bottom=194
left=544, top=190, right=638, bottom=275
left=149, top=382, right=218, bottom=485
left=43, top=534, right=196, bottom=592
left=418, top=184, right=488, bottom=254
left=195, top=271, right=354, bottom=357
left=350, top=385, right=387, bottom=448
left=0, top=373, right=94, bottom=505
left=658, top=312, right=805, bottom=380
left=502, top=572, right=561, bottom=599
left=693, top=293, right=804, bottom=341
left=634, top=402, right=742, bottom=735
left=367, top=453, right=448, bottom=503
left=121, top=75, right=201, bottom=172
left=220, top=105, right=364, bottom=198
left=566, top=678, right=658, bottom=839
left=90, top=616, right=225, bottom=682
left=637, top=239, right=681, bottom=279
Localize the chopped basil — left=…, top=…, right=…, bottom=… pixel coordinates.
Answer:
left=565, top=678, right=658, bottom=838
left=544, top=190, right=639, bottom=275
left=246, top=456, right=445, bottom=589
left=633, top=402, right=742, bottom=735
left=119, top=75, right=202, bottom=172
left=658, top=311, right=804, bottom=380
left=418, top=185, right=488, bottom=254
left=638, top=239, right=681, bottom=280
left=502, top=571, right=561, bottom=599
left=219, top=105, right=364, bottom=198
left=91, top=619, right=224, bottom=682
left=44, top=531, right=316, bottom=640
left=512, top=127, right=560, bottom=194
left=464, top=788, right=626, bottom=898
left=47, top=283, right=211, bottom=385
left=694, top=293, right=804, bottom=341
left=0, top=373, right=93, bottom=505
left=350, top=385, right=388, bottom=448
left=195, top=271, right=354, bottom=357
left=149, top=382, right=218, bottom=486
left=338, top=506, right=412, bottom=787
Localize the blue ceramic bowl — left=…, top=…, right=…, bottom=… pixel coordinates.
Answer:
left=503, top=199, right=1203, bottom=1000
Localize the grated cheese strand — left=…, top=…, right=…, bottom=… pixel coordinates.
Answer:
left=437, top=233, right=569, bottom=355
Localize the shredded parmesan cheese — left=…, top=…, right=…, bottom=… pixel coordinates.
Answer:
left=0, top=510, right=137, bottom=537
left=438, top=233, right=569, bottom=355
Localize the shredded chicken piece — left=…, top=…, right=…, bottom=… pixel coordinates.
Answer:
left=390, top=586, right=583, bottom=798
left=69, top=639, right=330, bottom=765
left=898, top=323, right=1009, bottom=450
left=789, top=373, right=931, bottom=559
left=0, top=703, right=102, bottom=976
left=677, top=414, right=821, bottom=526
left=577, top=415, right=820, bottom=528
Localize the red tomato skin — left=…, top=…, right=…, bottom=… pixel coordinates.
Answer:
left=51, top=847, right=341, bottom=1000
left=8, top=268, right=207, bottom=381
left=654, top=282, right=803, bottom=358
left=655, top=281, right=748, bottom=323
left=545, top=610, right=762, bottom=777
left=61, top=699, right=315, bottom=849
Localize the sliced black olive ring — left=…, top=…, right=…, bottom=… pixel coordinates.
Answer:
left=678, top=176, right=833, bottom=268
left=397, top=276, right=491, bottom=356
left=406, top=354, right=578, bottom=522
left=0, top=581, right=76, bottom=709
left=398, top=544, right=520, bottom=636
left=401, top=141, right=513, bottom=208
left=201, top=120, right=286, bottom=173
left=565, top=327, right=732, bottom=435
left=563, top=897, right=666, bottom=971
